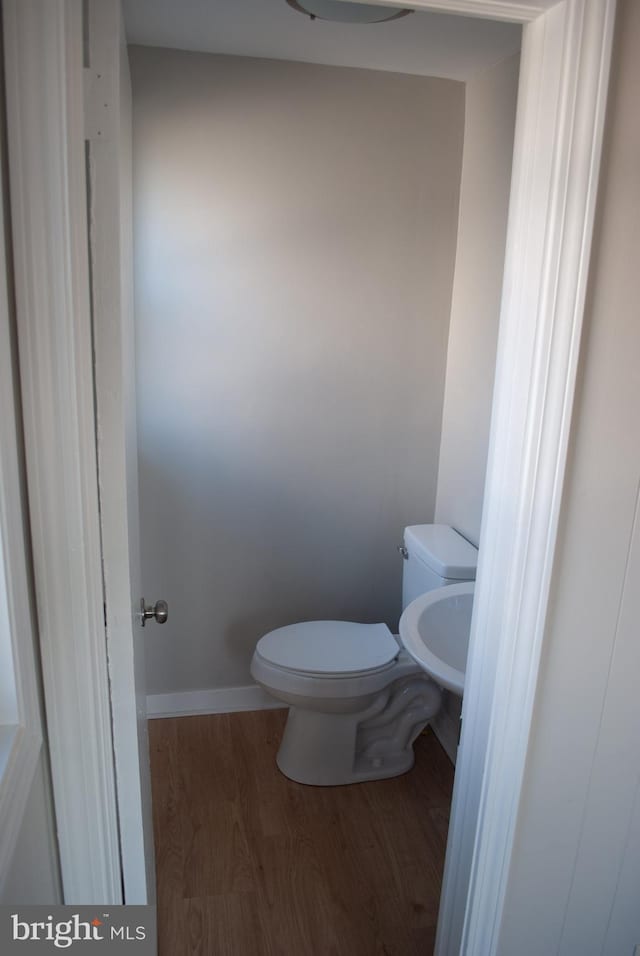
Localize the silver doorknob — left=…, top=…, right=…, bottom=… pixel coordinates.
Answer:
left=141, top=598, right=168, bottom=626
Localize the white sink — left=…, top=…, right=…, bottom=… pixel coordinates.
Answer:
left=399, top=582, right=475, bottom=696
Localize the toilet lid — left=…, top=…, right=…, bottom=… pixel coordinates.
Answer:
left=255, top=621, right=399, bottom=677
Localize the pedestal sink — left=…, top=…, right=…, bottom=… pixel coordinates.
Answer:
left=399, top=582, right=475, bottom=696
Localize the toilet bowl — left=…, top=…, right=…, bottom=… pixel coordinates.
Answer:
left=251, top=620, right=442, bottom=786
left=250, top=524, right=478, bottom=786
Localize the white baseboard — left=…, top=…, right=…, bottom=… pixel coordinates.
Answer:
left=146, top=683, right=283, bottom=719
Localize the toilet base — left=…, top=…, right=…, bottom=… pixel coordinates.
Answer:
left=275, top=674, right=442, bottom=786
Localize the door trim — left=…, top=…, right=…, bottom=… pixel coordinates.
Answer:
left=2, top=0, right=616, bottom=944
left=85, top=0, right=155, bottom=904
left=431, top=1, right=617, bottom=951
left=3, top=0, right=122, bottom=903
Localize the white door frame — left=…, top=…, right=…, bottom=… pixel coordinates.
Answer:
left=86, top=0, right=156, bottom=904
left=3, top=0, right=122, bottom=903
left=3, top=0, right=616, bottom=949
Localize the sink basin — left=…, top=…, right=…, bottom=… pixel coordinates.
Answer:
left=399, top=582, right=475, bottom=696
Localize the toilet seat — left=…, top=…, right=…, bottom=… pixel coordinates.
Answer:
left=255, top=620, right=399, bottom=678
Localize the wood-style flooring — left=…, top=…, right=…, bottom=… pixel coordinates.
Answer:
left=149, top=709, right=454, bottom=956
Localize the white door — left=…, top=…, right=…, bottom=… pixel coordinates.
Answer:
left=85, top=0, right=157, bottom=904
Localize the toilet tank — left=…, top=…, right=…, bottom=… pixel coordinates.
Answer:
left=401, top=524, right=478, bottom=610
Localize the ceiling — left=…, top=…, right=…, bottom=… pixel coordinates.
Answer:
left=123, top=0, right=522, bottom=83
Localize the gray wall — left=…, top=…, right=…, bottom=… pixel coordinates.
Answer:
left=435, top=54, right=519, bottom=547
left=130, top=47, right=464, bottom=694
left=431, top=53, right=518, bottom=761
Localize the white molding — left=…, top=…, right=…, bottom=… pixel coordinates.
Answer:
left=147, top=684, right=283, bottom=720
left=86, top=0, right=156, bottom=905
left=345, top=0, right=558, bottom=24
left=436, top=1, right=617, bottom=953
left=3, top=0, right=122, bottom=903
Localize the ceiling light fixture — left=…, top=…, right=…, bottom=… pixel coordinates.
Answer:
left=286, top=1, right=413, bottom=24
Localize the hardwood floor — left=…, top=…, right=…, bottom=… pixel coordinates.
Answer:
left=149, top=709, right=454, bottom=956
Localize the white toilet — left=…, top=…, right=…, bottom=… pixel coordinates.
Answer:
left=250, top=524, right=478, bottom=786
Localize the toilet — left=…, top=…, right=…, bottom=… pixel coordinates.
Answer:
left=250, top=524, right=478, bottom=786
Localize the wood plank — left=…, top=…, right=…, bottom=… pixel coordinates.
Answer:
left=149, top=709, right=454, bottom=955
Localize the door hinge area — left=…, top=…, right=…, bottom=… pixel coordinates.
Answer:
left=103, top=602, right=108, bottom=628
left=83, top=67, right=113, bottom=142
